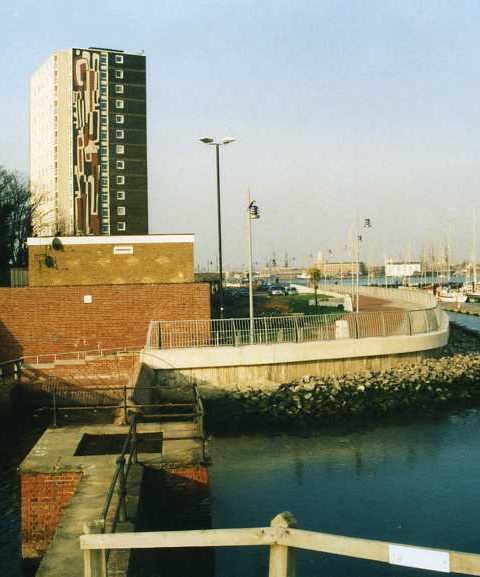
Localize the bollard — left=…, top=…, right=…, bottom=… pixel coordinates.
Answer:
left=268, top=512, right=297, bottom=577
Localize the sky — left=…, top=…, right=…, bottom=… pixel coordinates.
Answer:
left=1, top=0, right=480, bottom=269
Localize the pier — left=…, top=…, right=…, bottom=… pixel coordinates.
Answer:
left=19, top=386, right=207, bottom=577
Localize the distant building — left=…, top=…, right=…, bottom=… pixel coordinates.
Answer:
left=385, top=261, right=421, bottom=278
left=29, top=47, right=148, bottom=237
left=315, top=261, right=367, bottom=277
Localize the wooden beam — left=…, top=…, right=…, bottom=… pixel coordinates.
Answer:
left=268, top=512, right=297, bottom=577
left=80, top=527, right=277, bottom=551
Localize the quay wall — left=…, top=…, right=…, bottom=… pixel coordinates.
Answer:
left=0, top=283, right=210, bottom=361
left=21, top=471, right=82, bottom=559
left=147, top=325, right=449, bottom=392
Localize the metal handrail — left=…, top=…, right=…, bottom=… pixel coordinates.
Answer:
left=146, top=307, right=447, bottom=350
left=101, top=415, right=138, bottom=540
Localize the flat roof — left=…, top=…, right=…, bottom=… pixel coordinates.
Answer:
left=27, top=234, right=194, bottom=246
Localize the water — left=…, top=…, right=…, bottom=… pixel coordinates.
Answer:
left=448, top=311, right=480, bottom=333
left=209, top=410, right=480, bottom=577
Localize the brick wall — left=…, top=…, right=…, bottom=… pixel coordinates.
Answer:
left=22, top=354, right=141, bottom=389
left=21, top=471, right=82, bottom=559
left=0, top=283, right=210, bottom=361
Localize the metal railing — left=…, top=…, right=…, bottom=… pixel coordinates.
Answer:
left=101, top=415, right=138, bottom=540
left=81, top=511, right=480, bottom=577
left=146, top=308, right=446, bottom=350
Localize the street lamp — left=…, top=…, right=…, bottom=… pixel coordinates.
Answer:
left=199, top=136, right=236, bottom=318
left=247, top=192, right=260, bottom=343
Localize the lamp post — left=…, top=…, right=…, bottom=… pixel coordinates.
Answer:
left=199, top=136, right=236, bottom=318
left=247, top=191, right=260, bottom=343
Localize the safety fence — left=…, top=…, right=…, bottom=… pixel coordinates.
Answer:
left=81, top=511, right=480, bottom=577
left=146, top=308, right=445, bottom=350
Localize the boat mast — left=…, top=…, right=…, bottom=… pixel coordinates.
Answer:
left=473, top=208, right=477, bottom=291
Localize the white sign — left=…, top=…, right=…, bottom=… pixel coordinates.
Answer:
left=335, top=320, right=350, bottom=339
left=83, top=295, right=92, bottom=304
left=113, top=246, right=134, bottom=255
left=389, top=545, right=450, bottom=573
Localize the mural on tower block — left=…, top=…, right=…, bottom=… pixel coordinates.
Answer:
left=72, top=49, right=101, bottom=235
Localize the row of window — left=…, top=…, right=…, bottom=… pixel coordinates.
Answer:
left=101, top=53, right=124, bottom=65
left=100, top=99, right=124, bottom=110
left=100, top=84, right=124, bottom=96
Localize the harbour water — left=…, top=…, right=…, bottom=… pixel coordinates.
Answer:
left=209, top=409, right=480, bottom=577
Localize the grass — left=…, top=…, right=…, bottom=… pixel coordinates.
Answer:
left=223, top=292, right=341, bottom=318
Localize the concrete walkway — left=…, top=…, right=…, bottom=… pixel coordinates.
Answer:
left=21, top=420, right=205, bottom=577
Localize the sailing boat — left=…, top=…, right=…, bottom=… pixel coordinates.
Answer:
left=466, top=208, right=480, bottom=302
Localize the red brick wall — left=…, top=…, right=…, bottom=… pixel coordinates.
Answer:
left=21, top=471, right=82, bottom=559
left=23, top=354, right=141, bottom=389
left=0, top=283, right=210, bottom=361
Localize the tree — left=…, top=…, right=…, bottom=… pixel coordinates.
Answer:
left=307, top=266, right=322, bottom=308
left=0, top=167, right=33, bottom=285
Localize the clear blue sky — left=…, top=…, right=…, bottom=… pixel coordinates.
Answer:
left=2, top=0, right=480, bottom=269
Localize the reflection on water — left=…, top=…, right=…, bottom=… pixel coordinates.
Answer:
left=209, top=410, right=480, bottom=577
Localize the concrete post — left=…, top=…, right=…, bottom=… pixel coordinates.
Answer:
left=268, top=512, right=297, bottom=577
left=83, top=520, right=106, bottom=577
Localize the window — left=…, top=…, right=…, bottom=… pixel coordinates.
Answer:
left=115, top=115, right=124, bottom=124
left=115, top=69, right=124, bottom=79
left=116, top=160, right=125, bottom=169
left=102, top=224, right=110, bottom=233
left=101, top=177, right=108, bottom=186
left=116, top=175, right=125, bottom=184
left=115, top=54, right=124, bottom=64
left=101, top=54, right=108, bottom=64
left=115, top=85, right=124, bottom=94
left=116, top=145, right=125, bottom=154
left=100, top=86, right=107, bottom=95
left=117, top=222, right=126, bottom=232
left=101, top=162, right=108, bottom=171
left=117, top=206, right=126, bottom=216
left=101, top=130, right=108, bottom=140
left=102, top=193, right=109, bottom=201
left=102, top=208, right=109, bottom=217
left=101, top=116, right=107, bottom=126
left=115, top=99, right=124, bottom=109
left=100, top=101, right=107, bottom=110
left=100, top=71, right=107, bottom=80
left=117, top=190, right=125, bottom=200
left=116, top=129, right=124, bottom=139
left=101, top=147, right=108, bottom=157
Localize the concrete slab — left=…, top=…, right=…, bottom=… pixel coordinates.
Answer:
left=20, top=418, right=205, bottom=577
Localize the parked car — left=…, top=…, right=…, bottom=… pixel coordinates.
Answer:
left=285, top=286, right=298, bottom=295
left=268, top=285, right=286, bottom=296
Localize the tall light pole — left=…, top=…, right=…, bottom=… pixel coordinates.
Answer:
left=199, top=136, right=236, bottom=318
left=247, top=191, right=260, bottom=343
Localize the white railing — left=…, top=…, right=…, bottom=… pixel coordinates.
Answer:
left=145, top=286, right=444, bottom=350
left=146, top=308, right=445, bottom=350
left=81, top=512, right=480, bottom=577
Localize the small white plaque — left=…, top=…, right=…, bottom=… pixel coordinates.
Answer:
left=389, top=544, right=450, bottom=573
left=113, top=246, right=133, bottom=255
left=335, top=319, right=350, bottom=339
left=83, top=295, right=92, bottom=304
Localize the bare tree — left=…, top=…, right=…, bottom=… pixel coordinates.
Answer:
left=0, top=167, right=34, bottom=285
